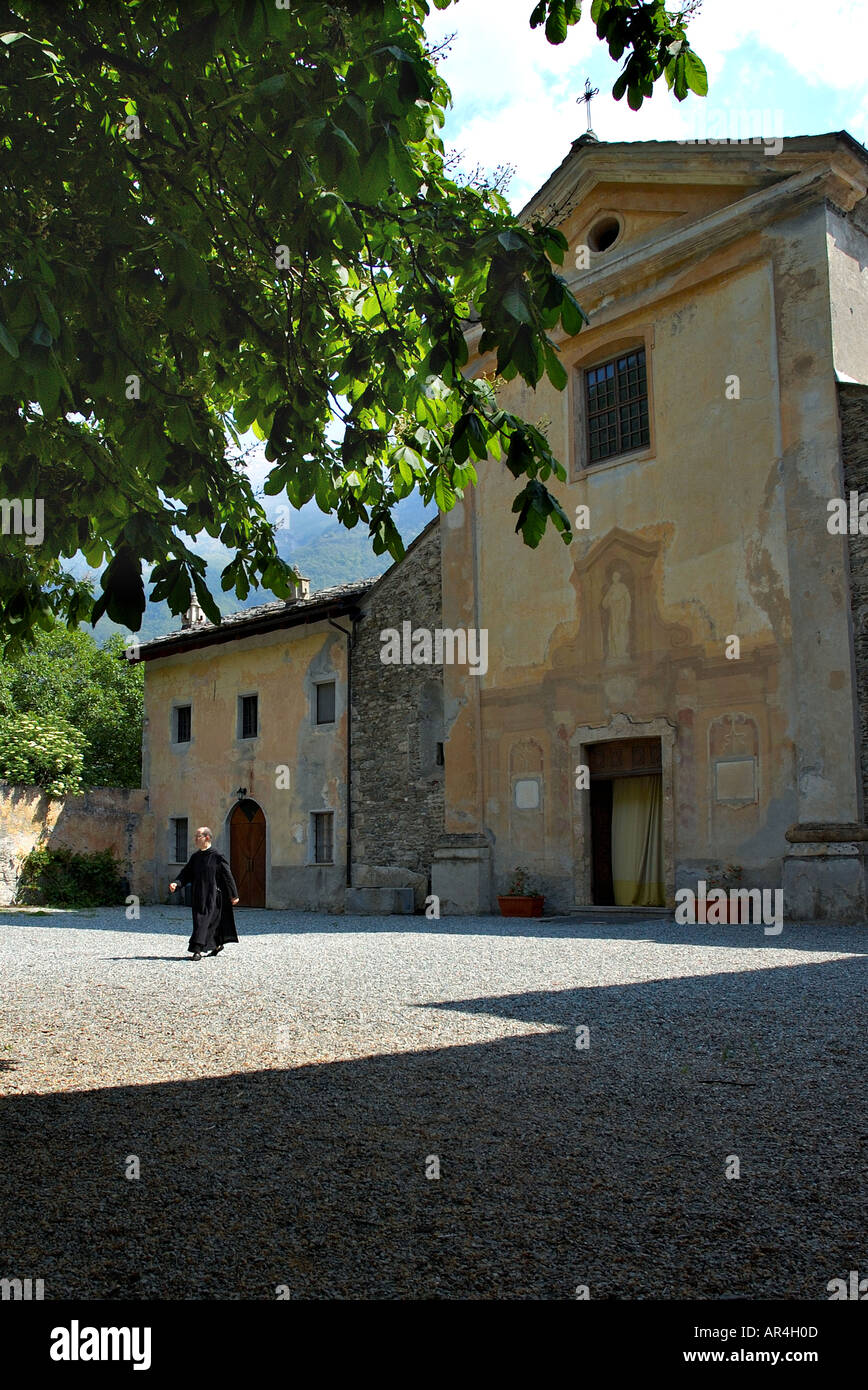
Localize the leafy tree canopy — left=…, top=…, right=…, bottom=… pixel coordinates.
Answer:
left=0, top=711, right=85, bottom=796
left=0, top=628, right=143, bottom=785
left=0, top=0, right=705, bottom=649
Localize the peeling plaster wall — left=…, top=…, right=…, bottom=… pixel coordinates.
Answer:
left=143, top=623, right=348, bottom=909
left=351, top=524, right=444, bottom=906
left=839, top=382, right=868, bottom=812
left=827, top=203, right=868, bottom=383
left=479, top=262, right=790, bottom=680
left=0, top=784, right=152, bottom=904
left=769, top=202, right=862, bottom=826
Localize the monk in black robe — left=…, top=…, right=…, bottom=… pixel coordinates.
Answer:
left=170, top=826, right=240, bottom=961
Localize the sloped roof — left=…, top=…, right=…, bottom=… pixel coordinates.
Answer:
left=134, top=578, right=378, bottom=662
left=519, top=131, right=868, bottom=227
left=133, top=516, right=441, bottom=662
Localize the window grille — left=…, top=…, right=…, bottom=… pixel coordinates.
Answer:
left=240, top=694, right=258, bottom=739
left=174, top=705, right=191, bottom=743
left=172, top=817, right=188, bottom=862
left=313, top=812, right=334, bottom=864
left=585, top=347, right=650, bottom=464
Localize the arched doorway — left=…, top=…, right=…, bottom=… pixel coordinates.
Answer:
left=229, top=799, right=266, bottom=907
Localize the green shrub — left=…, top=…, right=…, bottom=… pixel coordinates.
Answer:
left=0, top=714, right=85, bottom=797
left=16, top=846, right=127, bottom=908
left=0, top=629, right=144, bottom=788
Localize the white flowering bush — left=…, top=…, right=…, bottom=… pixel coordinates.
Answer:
left=0, top=714, right=85, bottom=797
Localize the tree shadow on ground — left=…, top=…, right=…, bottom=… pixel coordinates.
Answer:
left=0, top=955, right=863, bottom=1300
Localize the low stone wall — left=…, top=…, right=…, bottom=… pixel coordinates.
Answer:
left=0, top=783, right=153, bottom=904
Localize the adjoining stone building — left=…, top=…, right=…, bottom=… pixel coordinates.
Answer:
left=135, top=130, right=868, bottom=921
left=139, top=578, right=369, bottom=912
left=348, top=520, right=444, bottom=912
left=137, top=526, right=444, bottom=913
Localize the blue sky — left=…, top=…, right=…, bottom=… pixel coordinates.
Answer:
left=423, top=0, right=868, bottom=209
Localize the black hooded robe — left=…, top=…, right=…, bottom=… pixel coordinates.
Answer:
left=175, top=848, right=240, bottom=953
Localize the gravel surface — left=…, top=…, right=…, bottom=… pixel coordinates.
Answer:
left=0, top=905, right=864, bottom=1300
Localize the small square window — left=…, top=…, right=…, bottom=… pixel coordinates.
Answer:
left=315, top=681, right=336, bottom=725
left=239, top=694, right=258, bottom=739
left=313, top=812, right=334, bottom=864
left=174, top=705, right=191, bottom=743
left=171, top=817, right=188, bottom=862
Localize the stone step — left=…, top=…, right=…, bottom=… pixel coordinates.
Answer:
left=345, top=886, right=415, bottom=915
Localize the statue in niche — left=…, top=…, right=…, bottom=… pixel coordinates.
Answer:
left=601, top=570, right=632, bottom=660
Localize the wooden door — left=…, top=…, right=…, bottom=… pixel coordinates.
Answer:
left=230, top=800, right=266, bottom=907
left=588, top=737, right=662, bottom=778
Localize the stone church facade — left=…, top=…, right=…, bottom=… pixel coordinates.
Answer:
left=136, top=131, right=868, bottom=921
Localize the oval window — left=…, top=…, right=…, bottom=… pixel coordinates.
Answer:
left=587, top=216, right=621, bottom=253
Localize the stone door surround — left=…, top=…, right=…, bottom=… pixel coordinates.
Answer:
left=570, top=712, right=677, bottom=908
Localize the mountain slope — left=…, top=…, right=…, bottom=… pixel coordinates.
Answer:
left=87, top=493, right=435, bottom=647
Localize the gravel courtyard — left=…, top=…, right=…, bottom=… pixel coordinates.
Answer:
left=0, top=905, right=864, bottom=1300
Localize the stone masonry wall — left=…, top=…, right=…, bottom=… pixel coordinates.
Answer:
left=839, top=382, right=868, bottom=815
left=0, top=783, right=153, bottom=905
left=351, top=521, right=444, bottom=906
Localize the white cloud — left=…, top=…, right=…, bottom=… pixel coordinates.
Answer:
left=426, top=0, right=701, bottom=205
left=426, top=0, right=595, bottom=204
left=687, top=0, right=867, bottom=93
left=425, top=0, right=867, bottom=208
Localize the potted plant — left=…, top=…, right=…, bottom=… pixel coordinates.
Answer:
left=498, top=866, right=545, bottom=917
left=700, top=861, right=743, bottom=922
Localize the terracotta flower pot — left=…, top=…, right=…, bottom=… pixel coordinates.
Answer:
left=697, top=897, right=744, bottom=923
left=498, top=894, right=545, bottom=918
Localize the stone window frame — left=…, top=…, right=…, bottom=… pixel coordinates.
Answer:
left=313, top=679, right=337, bottom=728
left=417, top=677, right=446, bottom=780
left=569, top=326, right=657, bottom=480
left=237, top=691, right=259, bottom=741
left=168, top=815, right=188, bottom=865
left=171, top=702, right=192, bottom=746
left=310, top=810, right=335, bottom=865
left=569, top=712, right=677, bottom=908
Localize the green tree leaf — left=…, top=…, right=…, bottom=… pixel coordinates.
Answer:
left=0, top=0, right=706, bottom=645
left=683, top=49, right=708, bottom=96
left=0, top=320, right=20, bottom=357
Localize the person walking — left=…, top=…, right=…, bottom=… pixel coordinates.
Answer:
left=170, top=827, right=240, bottom=961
